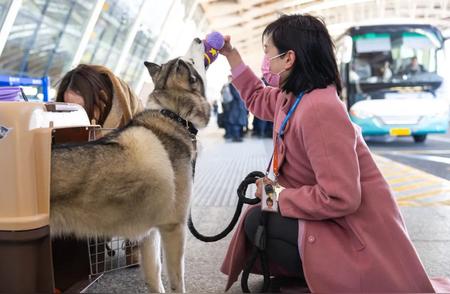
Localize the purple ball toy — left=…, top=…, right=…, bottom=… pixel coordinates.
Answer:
left=204, top=31, right=225, bottom=67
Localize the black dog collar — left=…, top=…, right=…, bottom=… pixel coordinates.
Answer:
left=160, top=109, right=198, bottom=137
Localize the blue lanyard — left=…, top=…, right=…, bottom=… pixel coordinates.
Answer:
left=265, top=92, right=305, bottom=177
left=278, top=92, right=304, bottom=138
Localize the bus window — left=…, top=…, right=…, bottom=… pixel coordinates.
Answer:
left=351, top=31, right=441, bottom=85
left=392, top=32, right=437, bottom=76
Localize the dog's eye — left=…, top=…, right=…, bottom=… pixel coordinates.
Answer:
left=190, top=58, right=195, bottom=65
left=189, top=75, right=197, bottom=83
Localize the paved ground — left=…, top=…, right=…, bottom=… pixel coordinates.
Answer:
left=368, top=132, right=450, bottom=180
left=85, top=123, right=450, bottom=293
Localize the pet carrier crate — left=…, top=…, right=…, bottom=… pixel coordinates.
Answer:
left=0, top=101, right=139, bottom=293
left=88, top=237, right=140, bottom=276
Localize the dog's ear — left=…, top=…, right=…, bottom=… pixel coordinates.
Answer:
left=144, top=61, right=161, bottom=80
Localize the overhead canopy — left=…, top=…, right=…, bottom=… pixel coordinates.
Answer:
left=200, top=0, right=450, bottom=70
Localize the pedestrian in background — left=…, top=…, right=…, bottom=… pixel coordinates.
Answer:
left=220, top=75, right=248, bottom=142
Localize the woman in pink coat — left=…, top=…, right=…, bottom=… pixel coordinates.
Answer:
left=219, top=14, right=440, bottom=292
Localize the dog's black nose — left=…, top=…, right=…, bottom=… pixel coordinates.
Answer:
left=177, top=59, right=186, bottom=67
left=189, top=75, right=197, bottom=84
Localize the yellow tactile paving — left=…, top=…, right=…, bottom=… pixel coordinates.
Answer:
left=397, top=188, right=450, bottom=201
left=387, top=174, right=440, bottom=185
left=381, top=170, right=419, bottom=178
left=373, top=155, right=450, bottom=207
left=394, top=150, right=450, bottom=155
left=392, top=181, right=444, bottom=193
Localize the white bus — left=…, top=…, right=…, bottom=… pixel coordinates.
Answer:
left=336, top=24, right=449, bottom=143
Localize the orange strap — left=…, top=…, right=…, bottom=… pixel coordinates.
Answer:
left=273, top=138, right=279, bottom=178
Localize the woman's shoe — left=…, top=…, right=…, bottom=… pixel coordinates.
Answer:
left=269, top=276, right=309, bottom=293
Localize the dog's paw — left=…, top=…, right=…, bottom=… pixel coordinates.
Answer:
left=146, top=282, right=165, bottom=293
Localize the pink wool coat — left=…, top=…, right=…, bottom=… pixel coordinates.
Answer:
left=220, top=65, right=446, bottom=292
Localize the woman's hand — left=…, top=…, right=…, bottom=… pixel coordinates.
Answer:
left=219, top=35, right=235, bottom=57
left=219, top=35, right=243, bottom=69
left=254, top=177, right=275, bottom=199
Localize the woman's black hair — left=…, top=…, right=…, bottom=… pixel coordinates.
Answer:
left=263, top=14, right=342, bottom=96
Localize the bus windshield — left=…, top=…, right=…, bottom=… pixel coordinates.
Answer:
left=350, top=30, right=443, bottom=84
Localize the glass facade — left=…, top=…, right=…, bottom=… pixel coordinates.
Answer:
left=120, top=29, right=155, bottom=89
left=0, top=0, right=12, bottom=27
left=0, top=0, right=96, bottom=84
left=80, top=0, right=143, bottom=69
left=0, top=0, right=207, bottom=98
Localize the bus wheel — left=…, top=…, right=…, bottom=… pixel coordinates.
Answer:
left=413, top=135, right=427, bottom=143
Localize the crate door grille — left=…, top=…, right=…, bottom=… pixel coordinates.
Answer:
left=88, top=237, right=139, bottom=276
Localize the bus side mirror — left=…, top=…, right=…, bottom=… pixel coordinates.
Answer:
left=443, top=37, right=450, bottom=50
left=342, top=36, right=353, bottom=63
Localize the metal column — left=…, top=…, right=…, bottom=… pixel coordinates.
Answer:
left=135, top=0, right=177, bottom=94
left=44, top=0, right=77, bottom=76
left=0, top=0, right=22, bottom=57
left=19, top=0, right=50, bottom=76
left=70, top=0, right=105, bottom=68
left=114, top=0, right=148, bottom=75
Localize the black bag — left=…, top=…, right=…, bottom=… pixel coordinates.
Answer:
left=217, top=112, right=225, bottom=129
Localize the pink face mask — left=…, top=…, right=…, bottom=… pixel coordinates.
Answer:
left=261, top=52, right=286, bottom=87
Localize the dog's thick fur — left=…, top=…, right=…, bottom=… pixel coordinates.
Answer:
left=50, top=47, right=210, bottom=292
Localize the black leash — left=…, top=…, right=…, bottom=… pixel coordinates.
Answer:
left=241, top=210, right=271, bottom=293
left=187, top=170, right=271, bottom=292
left=186, top=92, right=305, bottom=292
left=164, top=108, right=272, bottom=292
left=187, top=171, right=264, bottom=242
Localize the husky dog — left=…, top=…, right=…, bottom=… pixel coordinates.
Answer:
left=50, top=39, right=210, bottom=293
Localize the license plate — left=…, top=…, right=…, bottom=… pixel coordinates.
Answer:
left=389, top=128, right=411, bottom=136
